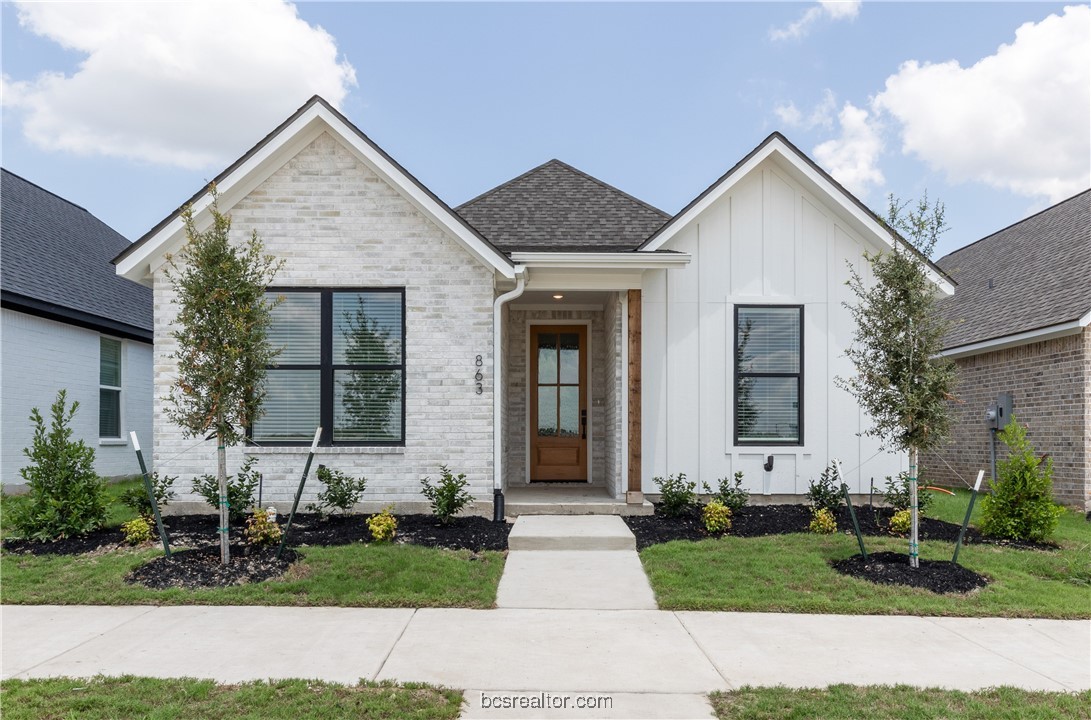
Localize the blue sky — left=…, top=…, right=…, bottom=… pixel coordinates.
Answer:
left=2, top=2, right=1088, bottom=258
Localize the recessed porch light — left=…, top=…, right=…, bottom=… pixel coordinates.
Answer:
left=552, top=294, right=564, bottom=300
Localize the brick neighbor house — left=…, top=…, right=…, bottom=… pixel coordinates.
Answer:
left=922, top=190, right=1091, bottom=510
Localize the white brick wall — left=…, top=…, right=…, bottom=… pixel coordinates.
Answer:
left=603, top=293, right=623, bottom=496
left=152, top=132, right=496, bottom=510
left=1, top=309, right=153, bottom=486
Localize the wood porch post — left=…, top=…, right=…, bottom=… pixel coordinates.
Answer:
left=627, top=289, right=643, bottom=502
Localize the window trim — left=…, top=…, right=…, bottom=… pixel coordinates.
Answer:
left=733, top=304, right=804, bottom=447
left=99, top=336, right=123, bottom=441
left=251, top=287, right=407, bottom=448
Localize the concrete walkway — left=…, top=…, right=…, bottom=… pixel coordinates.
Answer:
left=3, top=605, right=1088, bottom=719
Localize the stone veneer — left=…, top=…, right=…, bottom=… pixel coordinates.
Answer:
left=153, top=132, right=496, bottom=512
left=922, top=327, right=1091, bottom=510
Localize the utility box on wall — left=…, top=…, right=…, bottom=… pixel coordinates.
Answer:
left=985, top=392, right=1014, bottom=431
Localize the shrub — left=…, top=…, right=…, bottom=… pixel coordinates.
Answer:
left=888, top=509, right=912, bottom=535
left=806, top=464, right=842, bottom=514
left=10, top=390, right=108, bottom=540
left=307, top=466, right=367, bottom=516
left=702, top=501, right=733, bottom=534
left=244, top=508, right=283, bottom=547
left=122, top=517, right=153, bottom=545
left=120, top=472, right=177, bottom=517
left=883, top=472, right=933, bottom=517
left=655, top=473, right=697, bottom=517
left=980, top=419, right=1065, bottom=542
left=808, top=508, right=837, bottom=534
left=368, top=506, right=398, bottom=543
left=193, top=456, right=260, bottom=523
left=420, top=465, right=474, bottom=524
left=703, top=472, right=750, bottom=513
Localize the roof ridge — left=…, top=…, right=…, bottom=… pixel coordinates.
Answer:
left=939, top=188, right=1091, bottom=262
left=1, top=168, right=91, bottom=215
left=547, top=159, right=671, bottom=219
left=455, top=158, right=559, bottom=211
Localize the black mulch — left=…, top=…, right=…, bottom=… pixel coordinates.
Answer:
left=831, top=551, right=989, bottom=594
left=126, top=544, right=299, bottom=590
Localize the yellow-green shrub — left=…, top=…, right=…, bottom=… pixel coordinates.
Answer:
left=808, top=508, right=836, bottom=534
left=702, top=501, right=733, bottom=534
left=244, top=508, right=282, bottom=547
left=888, top=508, right=912, bottom=534
left=368, top=506, right=397, bottom=543
left=122, top=516, right=153, bottom=545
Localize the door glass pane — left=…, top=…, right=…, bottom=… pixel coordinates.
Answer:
left=333, top=292, right=403, bottom=365
left=335, top=369, right=403, bottom=441
left=537, top=386, right=557, bottom=437
left=558, top=386, right=579, bottom=437
left=737, top=376, right=800, bottom=443
left=537, top=333, right=557, bottom=384
left=268, top=293, right=320, bottom=364
left=559, top=333, right=579, bottom=384
left=252, top=370, right=320, bottom=442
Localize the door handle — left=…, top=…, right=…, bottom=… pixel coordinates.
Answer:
left=581, top=409, right=587, bottom=439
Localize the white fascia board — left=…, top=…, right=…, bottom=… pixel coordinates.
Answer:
left=524, top=267, right=647, bottom=291
left=940, top=310, right=1091, bottom=359
left=510, top=251, right=691, bottom=269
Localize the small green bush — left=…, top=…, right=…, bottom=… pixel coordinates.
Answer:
left=120, top=472, right=177, bottom=517
left=980, top=418, right=1065, bottom=542
left=806, top=464, right=842, bottom=514
left=888, top=508, right=912, bottom=534
left=655, top=473, right=697, bottom=517
left=10, top=390, right=108, bottom=540
left=702, top=501, right=733, bottom=534
left=884, top=472, right=933, bottom=517
left=420, top=465, right=474, bottom=524
left=368, top=506, right=398, bottom=543
left=308, top=466, right=367, bottom=516
left=121, top=516, right=153, bottom=545
left=808, top=507, right=837, bottom=534
left=703, top=472, right=749, bottom=513
left=243, top=508, right=282, bottom=547
left=193, top=456, right=260, bottom=523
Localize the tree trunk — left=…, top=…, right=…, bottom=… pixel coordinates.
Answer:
left=909, top=446, right=919, bottom=569
left=218, top=435, right=230, bottom=564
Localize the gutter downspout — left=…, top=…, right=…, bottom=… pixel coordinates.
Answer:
left=492, top=268, right=526, bottom=521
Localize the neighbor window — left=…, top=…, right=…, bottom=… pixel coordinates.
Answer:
left=734, top=305, right=802, bottom=445
left=99, top=337, right=122, bottom=439
left=252, top=288, right=405, bottom=446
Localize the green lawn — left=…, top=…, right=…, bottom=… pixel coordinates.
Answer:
left=710, top=685, right=1091, bottom=720
left=0, top=677, right=462, bottom=720
left=640, top=490, right=1091, bottom=618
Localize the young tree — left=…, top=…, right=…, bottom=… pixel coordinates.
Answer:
left=838, top=194, right=958, bottom=568
left=165, top=191, right=282, bottom=563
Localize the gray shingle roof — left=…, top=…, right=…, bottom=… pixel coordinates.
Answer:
left=1, top=169, right=152, bottom=338
left=937, top=189, right=1090, bottom=350
left=456, top=160, right=670, bottom=253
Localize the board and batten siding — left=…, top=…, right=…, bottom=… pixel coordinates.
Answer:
left=641, top=159, right=905, bottom=495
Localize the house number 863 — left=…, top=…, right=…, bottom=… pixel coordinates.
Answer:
left=474, top=355, right=483, bottom=394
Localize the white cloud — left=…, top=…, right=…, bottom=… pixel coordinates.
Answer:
left=813, top=102, right=885, bottom=197
left=873, top=4, right=1090, bottom=203
left=770, top=1, right=861, bottom=41
left=1, top=1, right=357, bottom=169
left=775, top=89, right=837, bottom=131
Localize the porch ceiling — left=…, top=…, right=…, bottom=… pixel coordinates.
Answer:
left=510, top=290, right=614, bottom=306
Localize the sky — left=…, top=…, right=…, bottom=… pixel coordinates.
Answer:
left=2, top=1, right=1088, bottom=259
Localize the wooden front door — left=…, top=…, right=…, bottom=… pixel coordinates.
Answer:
left=530, top=325, right=588, bottom=482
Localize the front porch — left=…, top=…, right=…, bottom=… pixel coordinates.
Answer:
left=504, top=483, right=653, bottom=516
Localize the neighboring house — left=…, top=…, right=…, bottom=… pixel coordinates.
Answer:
left=1, top=169, right=153, bottom=489
left=923, top=191, right=1091, bottom=510
left=115, top=96, right=952, bottom=513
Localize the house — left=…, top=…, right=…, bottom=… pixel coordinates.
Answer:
left=115, top=96, right=952, bottom=513
left=922, top=191, right=1091, bottom=510
left=1, top=169, right=153, bottom=490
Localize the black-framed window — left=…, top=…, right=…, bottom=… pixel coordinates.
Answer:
left=734, top=305, right=803, bottom=445
left=99, top=337, right=122, bottom=439
left=252, top=288, right=405, bottom=446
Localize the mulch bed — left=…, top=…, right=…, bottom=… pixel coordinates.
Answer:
left=126, top=544, right=299, bottom=590
left=831, top=551, right=989, bottom=594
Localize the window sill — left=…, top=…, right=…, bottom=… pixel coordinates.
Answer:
left=99, top=439, right=128, bottom=446
left=245, top=446, right=406, bottom=456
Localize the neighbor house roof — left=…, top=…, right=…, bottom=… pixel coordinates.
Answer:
left=1, top=169, right=152, bottom=341
left=937, top=189, right=1091, bottom=353
left=456, top=159, right=670, bottom=254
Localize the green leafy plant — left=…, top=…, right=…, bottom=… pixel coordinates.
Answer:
left=884, top=472, right=933, bottom=517
left=980, top=418, right=1065, bottom=542
left=9, top=390, right=108, bottom=541
left=119, top=472, right=177, bottom=517
left=703, top=472, right=750, bottom=513
left=888, top=509, right=912, bottom=535
left=654, top=473, right=697, bottom=517
left=193, top=457, right=261, bottom=524
left=122, top=517, right=153, bottom=545
left=308, top=466, right=367, bottom=516
left=808, top=507, right=837, bottom=534
left=368, top=506, right=398, bottom=543
left=243, top=508, right=282, bottom=547
left=420, top=465, right=474, bottom=524
left=806, top=464, right=842, bottom=514
left=702, top=501, right=733, bottom=534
